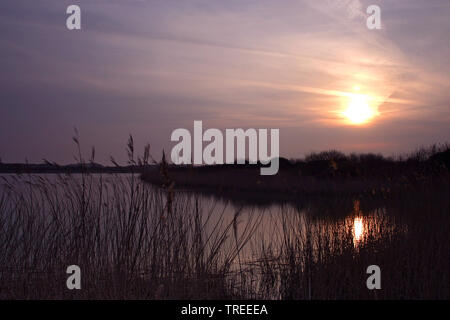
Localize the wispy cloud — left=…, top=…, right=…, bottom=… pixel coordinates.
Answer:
left=1, top=0, right=449, bottom=162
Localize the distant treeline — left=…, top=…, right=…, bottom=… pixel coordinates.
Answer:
left=151, top=143, right=450, bottom=178
left=285, top=144, right=450, bottom=179
left=140, top=144, right=450, bottom=200
left=0, top=162, right=156, bottom=174
left=2, top=144, right=449, bottom=180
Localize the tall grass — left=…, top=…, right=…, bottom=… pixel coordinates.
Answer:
left=0, top=137, right=262, bottom=299
left=253, top=192, right=450, bottom=299
left=0, top=139, right=448, bottom=299
left=0, top=171, right=267, bottom=299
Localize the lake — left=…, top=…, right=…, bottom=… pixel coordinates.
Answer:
left=0, top=173, right=447, bottom=299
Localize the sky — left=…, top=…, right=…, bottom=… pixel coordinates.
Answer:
left=1, top=0, right=449, bottom=164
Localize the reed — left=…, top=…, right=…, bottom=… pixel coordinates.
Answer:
left=0, top=139, right=448, bottom=299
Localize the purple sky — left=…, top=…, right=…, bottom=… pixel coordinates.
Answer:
left=1, top=0, right=449, bottom=164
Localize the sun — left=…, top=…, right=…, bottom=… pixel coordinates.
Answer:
left=343, top=93, right=376, bottom=125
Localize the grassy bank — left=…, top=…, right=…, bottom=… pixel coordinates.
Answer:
left=141, top=144, right=450, bottom=204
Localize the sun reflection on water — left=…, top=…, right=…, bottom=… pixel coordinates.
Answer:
left=353, top=217, right=364, bottom=245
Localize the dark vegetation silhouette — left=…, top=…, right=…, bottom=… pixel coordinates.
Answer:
left=141, top=144, right=450, bottom=204
left=0, top=137, right=449, bottom=299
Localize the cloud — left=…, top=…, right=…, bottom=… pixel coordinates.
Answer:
left=0, top=0, right=449, bottom=162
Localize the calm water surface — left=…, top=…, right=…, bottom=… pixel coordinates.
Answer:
left=0, top=173, right=404, bottom=265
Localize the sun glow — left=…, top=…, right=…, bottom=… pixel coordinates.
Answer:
left=353, top=217, right=364, bottom=243
left=343, top=93, right=377, bottom=125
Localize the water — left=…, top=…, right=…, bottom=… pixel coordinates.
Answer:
left=0, top=173, right=402, bottom=256
left=0, top=173, right=407, bottom=298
